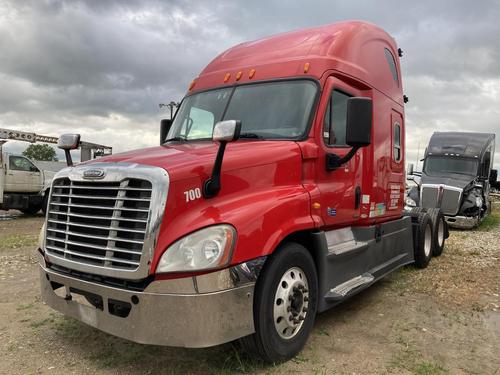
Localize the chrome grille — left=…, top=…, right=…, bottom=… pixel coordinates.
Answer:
left=421, top=185, right=462, bottom=216
left=45, top=177, right=152, bottom=271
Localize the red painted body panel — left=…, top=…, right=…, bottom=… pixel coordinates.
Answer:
left=91, top=21, right=405, bottom=275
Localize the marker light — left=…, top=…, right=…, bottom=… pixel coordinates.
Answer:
left=236, top=71, right=242, bottom=81
left=224, top=73, right=231, bottom=82
left=304, top=62, right=310, bottom=73
left=188, top=80, right=196, bottom=91
left=249, top=69, right=256, bottom=79
left=156, top=225, right=236, bottom=273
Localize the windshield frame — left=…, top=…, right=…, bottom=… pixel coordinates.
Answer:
left=163, top=77, right=321, bottom=144
left=423, top=155, right=479, bottom=177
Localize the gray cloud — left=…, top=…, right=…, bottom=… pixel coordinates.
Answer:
left=0, top=0, right=499, bottom=168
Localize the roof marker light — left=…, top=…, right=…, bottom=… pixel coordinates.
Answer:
left=224, top=73, right=231, bottom=82
left=236, top=71, right=242, bottom=81
left=304, top=62, right=310, bottom=73
left=249, top=69, right=256, bottom=79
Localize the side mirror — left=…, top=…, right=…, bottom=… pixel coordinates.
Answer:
left=57, top=134, right=80, bottom=167
left=203, top=120, right=242, bottom=198
left=490, top=169, right=498, bottom=184
left=57, top=134, right=80, bottom=150
left=326, top=97, right=372, bottom=171
left=345, top=97, right=372, bottom=147
left=212, top=120, right=241, bottom=142
left=408, top=163, right=414, bottom=176
left=160, top=119, right=172, bottom=145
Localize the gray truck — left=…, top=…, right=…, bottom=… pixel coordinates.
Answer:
left=406, top=132, right=496, bottom=229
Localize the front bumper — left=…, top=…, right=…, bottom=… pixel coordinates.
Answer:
left=39, top=260, right=263, bottom=348
left=445, top=215, right=479, bottom=229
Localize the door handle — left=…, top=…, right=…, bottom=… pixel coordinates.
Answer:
left=354, top=186, right=361, bottom=209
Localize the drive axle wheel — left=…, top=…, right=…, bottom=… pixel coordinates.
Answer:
left=240, top=242, right=317, bottom=363
left=412, top=212, right=434, bottom=268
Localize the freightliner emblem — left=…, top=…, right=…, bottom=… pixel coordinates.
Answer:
left=83, top=168, right=105, bottom=179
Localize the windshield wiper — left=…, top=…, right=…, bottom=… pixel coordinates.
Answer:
left=164, top=135, right=187, bottom=143
left=239, top=133, right=264, bottom=139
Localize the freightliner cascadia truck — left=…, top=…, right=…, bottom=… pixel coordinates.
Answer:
left=38, top=21, right=448, bottom=362
left=406, top=132, right=496, bottom=229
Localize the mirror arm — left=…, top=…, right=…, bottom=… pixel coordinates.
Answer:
left=64, top=149, right=74, bottom=167
left=203, top=141, right=227, bottom=198
left=326, top=146, right=360, bottom=171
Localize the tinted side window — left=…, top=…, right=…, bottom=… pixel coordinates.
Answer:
left=384, top=48, right=399, bottom=85
left=393, top=122, right=402, bottom=162
left=323, top=90, right=350, bottom=146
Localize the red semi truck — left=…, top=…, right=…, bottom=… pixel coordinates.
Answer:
left=38, top=21, right=447, bottom=362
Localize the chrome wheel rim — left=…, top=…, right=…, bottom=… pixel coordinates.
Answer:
left=438, top=219, right=444, bottom=248
left=273, top=267, right=309, bottom=340
left=424, top=224, right=432, bottom=257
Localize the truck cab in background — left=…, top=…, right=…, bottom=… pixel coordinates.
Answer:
left=406, top=132, right=496, bottom=229
left=0, top=152, right=54, bottom=214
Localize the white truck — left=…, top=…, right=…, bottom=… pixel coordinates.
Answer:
left=0, top=151, right=56, bottom=214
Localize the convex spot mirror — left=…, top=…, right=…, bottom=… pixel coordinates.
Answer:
left=160, top=119, right=172, bottom=145
left=57, top=134, right=81, bottom=150
left=345, top=97, right=372, bottom=148
left=213, top=120, right=241, bottom=142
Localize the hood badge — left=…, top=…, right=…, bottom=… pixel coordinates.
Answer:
left=83, top=168, right=105, bottom=179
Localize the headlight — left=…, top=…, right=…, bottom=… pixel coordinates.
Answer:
left=156, top=225, right=236, bottom=273
left=405, top=197, right=417, bottom=207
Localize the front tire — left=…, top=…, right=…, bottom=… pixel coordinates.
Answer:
left=240, top=242, right=318, bottom=363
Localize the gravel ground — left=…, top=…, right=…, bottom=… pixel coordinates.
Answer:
left=0, top=207, right=499, bottom=375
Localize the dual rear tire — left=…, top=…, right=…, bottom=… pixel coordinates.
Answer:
left=409, top=207, right=447, bottom=267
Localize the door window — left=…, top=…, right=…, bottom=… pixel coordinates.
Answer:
left=393, top=122, right=402, bottom=163
left=9, top=156, right=39, bottom=172
left=323, top=90, right=351, bottom=147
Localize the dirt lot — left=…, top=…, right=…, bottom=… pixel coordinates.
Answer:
left=0, top=206, right=499, bottom=375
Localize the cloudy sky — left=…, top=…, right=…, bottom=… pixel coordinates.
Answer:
left=1, top=0, right=499, bottom=170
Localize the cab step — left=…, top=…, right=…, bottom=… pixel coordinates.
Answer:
left=325, top=273, right=374, bottom=302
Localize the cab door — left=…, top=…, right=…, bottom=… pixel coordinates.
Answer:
left=5, top=155, right=43, bottom=193
left=314, top=76, right=367, bottom=228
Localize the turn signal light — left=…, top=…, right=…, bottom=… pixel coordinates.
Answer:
left=224, top=73, right=231, bottom=82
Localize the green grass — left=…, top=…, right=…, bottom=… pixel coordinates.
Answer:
left=0, top=234, right=38, bottom=251
left=388, top=335, right=447, bottom=374
left=479, top=208, right=500, bottom=231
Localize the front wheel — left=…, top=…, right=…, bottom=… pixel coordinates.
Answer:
left=240, top=242, right=318, bottom=363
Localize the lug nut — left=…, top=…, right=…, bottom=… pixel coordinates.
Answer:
left=293, top=319, right=300, bottom=324
left=304, top=297, right=309, bottom=302
left=302, top=307, right=308, bottom=312
left=303, top=289, right=308, bottom=293
left=299, top=316, right=305, bottom=321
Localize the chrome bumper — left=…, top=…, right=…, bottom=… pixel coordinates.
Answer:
left=39, top=260, right=262, bottom=348
left=445, top=215, right=479, bottom=229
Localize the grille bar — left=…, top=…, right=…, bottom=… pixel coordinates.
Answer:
left=50, top=202, right=149, bottom=212
left=47, top=219, right=147, bottom=234
left=46, top=247, right=141, bottom=266
left=51, top=193, right=151, bottom=202
left=48, top=211, right=149, bottom=223
left=45, top=238, right=142, bottom=255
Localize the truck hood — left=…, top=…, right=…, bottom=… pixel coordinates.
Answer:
left=88, top=141, right=303, bottom=182
left=421, top=173, right=476, bottom=190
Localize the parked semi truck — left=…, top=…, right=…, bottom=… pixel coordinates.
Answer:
left=406, top=132, right=496, bottom=229
left=0, top=151, right=56, bottom=214
left=38, top=21, right=448, bottom=362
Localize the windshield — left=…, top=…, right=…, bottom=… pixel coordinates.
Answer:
left=423, top=156, right=478, bottom=176
left=166, top=80, right=317, bottom=141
